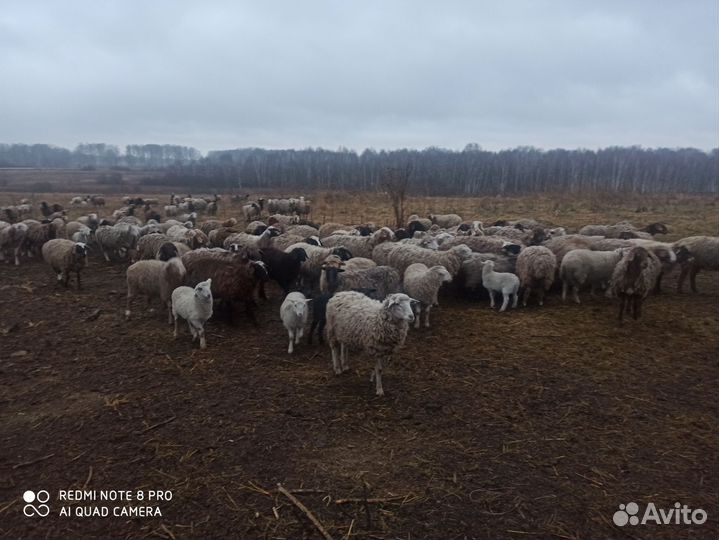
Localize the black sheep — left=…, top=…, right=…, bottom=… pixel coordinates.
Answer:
left=259, top=247, right=308, bottom=297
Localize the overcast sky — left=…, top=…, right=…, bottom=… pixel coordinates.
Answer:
left=1, top=1, right=717, bottom=154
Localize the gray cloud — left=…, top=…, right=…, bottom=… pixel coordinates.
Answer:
left=0, top=0, right=717, bottom=153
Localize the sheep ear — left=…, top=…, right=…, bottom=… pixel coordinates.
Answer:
left=206, top=278, right=212, bottom=287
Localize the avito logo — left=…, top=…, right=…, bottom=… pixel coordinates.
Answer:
left=22, top=490, right=50, bottom=517
left=614, top=501, right=707, bottom=527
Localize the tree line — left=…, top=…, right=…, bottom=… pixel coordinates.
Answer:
left=1, top=143, right=716, bottom=193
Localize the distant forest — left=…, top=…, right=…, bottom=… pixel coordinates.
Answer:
left=0, top=142, right=717, bottom=194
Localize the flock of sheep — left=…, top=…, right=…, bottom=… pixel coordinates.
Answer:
left=1, top=193, right=717, bottom=396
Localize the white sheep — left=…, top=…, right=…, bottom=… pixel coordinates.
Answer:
left=41, top=239, right=89, bottom=289
left=403, top=263, right=452, bottom=328
left=326, top=291, right=416, bottom=396
left=171, top=279, right=213, bottom=349
left=481, top=260, right=519, bottom=311
left=560, top=248, right=623, bottom=303
left=280, top=292, right=312, bottom=354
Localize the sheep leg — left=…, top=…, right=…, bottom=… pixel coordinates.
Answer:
left=100, top=246, right=110, bottom=262
left=573, top=285, right=580, bottom=304
left=329, top=340, right=341, bottom=374
left=340, top=343, right=349, bottom=372
left=511, top=291, right=518, bottom=308
left=258, top=281, right=268, bottom=300
left=499, top=293, right=509, bottom=312
left=373, top=358, right=385, bottom=396
left=488, top=290, right=495, bottom=309
left=677, top=265, right=689, bottom=293
left=76, top=269, right=82, bottom=290
left=654, top=271, right=663, bottom=294
left=288, top=329, right=295, bottom=354
left=522, top=286, right=531, bottom=307
left=166, top=301, right=173, bottom=325
left=562, top=281, right=568, bottom=302
left=537, top=287, right=545, bottom=306
left=13, top=246, right=21, bottom=266
left=414, top=304, right=421, bottom=329
left=689, top=267, right=699, bottom=293
left=188, top=320, right=197, bottom=340
left=198, top=325, right=206, bottom=349
left=295, top=327, right=303, bottom=343
left=173, top=314, right=179, bottom=339
left=424, top=305, right=431, bottom=328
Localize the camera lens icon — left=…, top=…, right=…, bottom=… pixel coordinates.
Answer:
left=22, top=490, right=50, bottom=517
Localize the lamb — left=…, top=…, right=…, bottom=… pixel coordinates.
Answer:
left=0, top=223, right=29, bottom=265
left=454, top=252, right=518, bottom=296
left=559, top=248, right=624, bottom=303
left=320, top=264, right=401, bottom=299
left=429, top=213, right=463, bottom=228
left=259, top=247, right=308, bottom=297
left=172, top=279, right=214, bottom=349
left=481, top=260, right=519, bottom=311
left=609, top=246, right=662, bottom=321
left=280, top=292, right=312, bottom=353
left=673, top=236, right=719, bottom=293
left=515, top=246, right=557, bottom=306
left=182, top=250, right=269, bottom=325
left=321, top=227, right=394, bottom=259
left=326, top=292, right=416, bottom=396
left=403, top=264, right=452, bottom=328
left=41, top=239, right=89, bottom=289
left=385, top=244, right=473, bottom=277
left=125, top=249, right=187, bottom=323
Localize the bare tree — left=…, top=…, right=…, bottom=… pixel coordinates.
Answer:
left=380, top=165, right=412, bottom=228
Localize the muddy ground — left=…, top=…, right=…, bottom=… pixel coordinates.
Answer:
left=0, top=246, right=717, bottom=539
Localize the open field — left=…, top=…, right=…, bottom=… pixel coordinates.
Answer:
left=0, top=189, right=717, bottom=539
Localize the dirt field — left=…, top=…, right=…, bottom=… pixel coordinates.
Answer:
left=0, top=190, right=717, bottom=539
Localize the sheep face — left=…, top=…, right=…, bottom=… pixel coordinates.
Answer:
left=674, top=245, right=693, bottom=264
left=646, top=222, right=668, bottom=235
left=305, top=235, right=321, bottom=246
left=194, top=279, right=213, bottom=301
left=450, top=244, right=473, bottom=259
left=267, top=226, right=282, bottom=238
left=290, top=247, right=308, bottom=263
left=331, top=247, right=353, bottom=261
left=158, top=243, right=179, bottom=261
left=502, top=242, right=522, bottom=255
left=74, top=242, right=89, bottom=263
left=251, top=261, right=270, bottom=282
left=384, top=293, right=416, bottom=323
